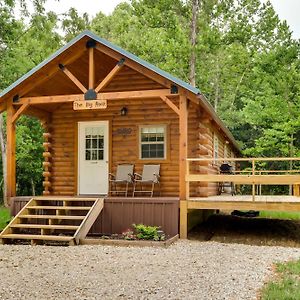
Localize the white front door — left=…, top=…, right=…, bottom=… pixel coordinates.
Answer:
left=78, top=121, right=109, bottom=195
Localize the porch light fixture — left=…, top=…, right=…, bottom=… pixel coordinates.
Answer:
left=120, top=107, right=128, bottom=116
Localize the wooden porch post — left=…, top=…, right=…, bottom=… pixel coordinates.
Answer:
left=179, top=93, right=188, bottom=239
left=6, top=100, right=16, bottom=202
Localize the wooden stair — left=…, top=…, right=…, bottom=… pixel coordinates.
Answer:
left=0, top=197, right=104, bottom=245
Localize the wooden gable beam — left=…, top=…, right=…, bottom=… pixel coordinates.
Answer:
left=89, top=47, right=95, bottom=89
left=59, top=64, right=87, bottom=93
left=95, top=59, right=125, bottom=93
left=160, top=96, right=180, bottom=115
left=15, top=89, right=177, bottom=105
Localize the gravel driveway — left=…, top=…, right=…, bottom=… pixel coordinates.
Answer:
left=0, top=241, right=299, bottom=300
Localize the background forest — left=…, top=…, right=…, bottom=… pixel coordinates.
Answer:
left=0, top=0, right=299, bottom=198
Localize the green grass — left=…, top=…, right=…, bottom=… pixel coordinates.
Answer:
left=259, top=211, right=300, bottom=220
left=0, top=206, right=11, bottom=230
left=261, top=260, right=300, bottom=300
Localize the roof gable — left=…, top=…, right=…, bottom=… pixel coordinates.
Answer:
left=0, top=30, right=200, bottom=100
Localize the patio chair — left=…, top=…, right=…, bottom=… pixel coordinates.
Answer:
left=109, top=164, right=134, bottom=197
left=133, top=164, right=160, bottom=197
left=218, top=163, right=236, bottom=196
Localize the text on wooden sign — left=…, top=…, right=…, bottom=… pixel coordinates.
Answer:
left=73, top=100, right=107, bottom=110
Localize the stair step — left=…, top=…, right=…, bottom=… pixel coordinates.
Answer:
left=19, top=215, right=85, bottom=220
left=26, top=206, right=91, bottom=210
left=1, top=197, right=104, bottom=246
left=0, top=234, right=73, bottom=242
left=34, top=197, right=98, bottom=202
left=10, top=224, right=79, bottom=230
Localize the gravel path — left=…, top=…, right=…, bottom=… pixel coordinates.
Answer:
left=0, top=241, right=299, bottom=300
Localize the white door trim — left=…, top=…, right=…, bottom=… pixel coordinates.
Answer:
left=77, top=120, right=109, bottom=195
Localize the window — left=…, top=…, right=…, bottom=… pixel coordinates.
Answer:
left=140, top=126, right=166, bottom=159
left=85, top=127, right=104, bottom=161
left=213, top=133, right=219, bottom=162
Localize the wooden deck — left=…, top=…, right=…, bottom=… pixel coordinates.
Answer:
left=187, top=195, right=300, bottom=211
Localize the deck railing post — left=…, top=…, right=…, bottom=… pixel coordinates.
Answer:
left=186, top=160, right=190, bottom=200
left=252, top=159, right=255, bottom=201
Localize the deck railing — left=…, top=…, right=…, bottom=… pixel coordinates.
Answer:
left=186, top=157, right=300, bottom=201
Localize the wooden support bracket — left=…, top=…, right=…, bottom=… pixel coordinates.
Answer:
left=95, top=59, right=125, bottom=93
left=59, top=64, right=87, bottom=93
left=160, top=96, right=180, bottom=115
left=12, top=103, right=29, bottom=124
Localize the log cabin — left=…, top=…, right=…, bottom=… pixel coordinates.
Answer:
left=5, top=30, right=299, bottom=245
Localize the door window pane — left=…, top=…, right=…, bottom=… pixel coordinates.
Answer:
left=84, top=126, right=105, bottom=161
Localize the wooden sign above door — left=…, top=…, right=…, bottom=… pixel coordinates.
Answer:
left=73, top=100, right=107, bottom=110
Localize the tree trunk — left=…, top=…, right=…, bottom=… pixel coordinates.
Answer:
left=189, top=0, right=199, bottom=87
left=0, top=113, right=8, bottom=207
left=214, top=54, right=220, bottom=112
left=31, top=178, right=36, bottom=196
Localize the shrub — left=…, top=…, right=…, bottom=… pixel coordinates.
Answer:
left=133, top=224, right=165, bottom=241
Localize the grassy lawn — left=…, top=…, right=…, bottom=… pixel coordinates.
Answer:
left=259, top=211, right=300, bottom=220
left=261, top=260, right=300, bottom=300
left=0, top=206, right=11, bottom=230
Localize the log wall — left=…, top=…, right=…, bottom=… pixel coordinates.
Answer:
left=44, top=97, right=236, bottom=198
left=49, top=98, right=202, bottom=197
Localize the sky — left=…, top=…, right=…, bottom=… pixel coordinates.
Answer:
left=43, top=0, right=300, bottom=39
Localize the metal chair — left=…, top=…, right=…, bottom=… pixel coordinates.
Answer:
left=109, top=164, right=134, bottom=197
left=133, top=164, right=160, bottom=197
left=218, top=163, right=236, bottom=196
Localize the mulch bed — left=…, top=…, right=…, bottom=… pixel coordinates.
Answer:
left=80, top=234, right=178, bottom=247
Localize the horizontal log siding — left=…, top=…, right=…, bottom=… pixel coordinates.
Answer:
left=196, top=118, right=237, bottom=197
left=49, top=98, right=200, bottom=197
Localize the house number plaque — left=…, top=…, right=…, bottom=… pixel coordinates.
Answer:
left=73, top=100, right=107, bottom=110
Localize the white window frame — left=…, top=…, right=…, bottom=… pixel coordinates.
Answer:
left=139, top=125, right=167, bottom=160
left=213, top=133, right=219, bottom=163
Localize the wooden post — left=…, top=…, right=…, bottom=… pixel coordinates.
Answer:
left=180, top=200, right=188, bottom=239
left=294, top=184, right=300, bottom=197
left=6, top=100, right=16, bottom=202
left=179, top=94, right=188, bottom=239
